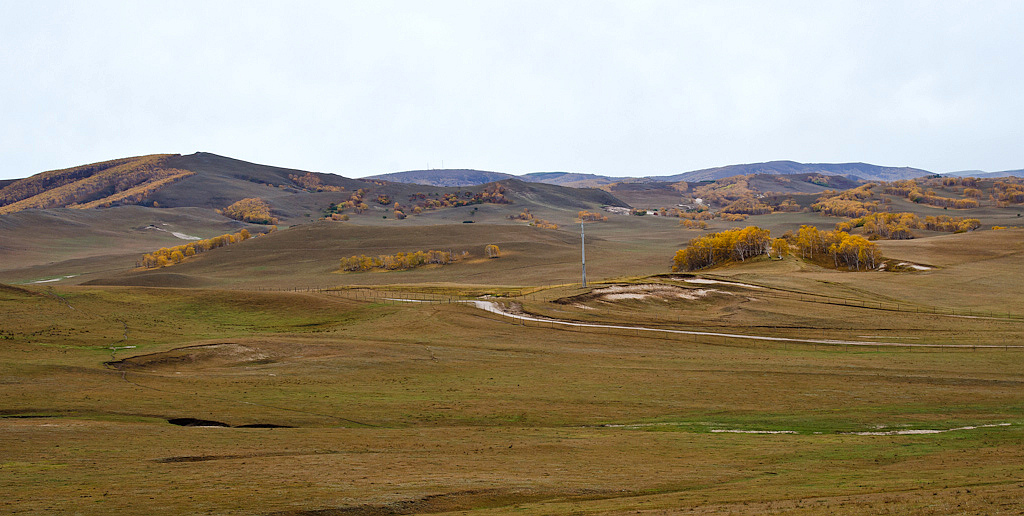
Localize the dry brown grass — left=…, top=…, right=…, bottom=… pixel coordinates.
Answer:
left=1, top=276, right=1023, bottom=514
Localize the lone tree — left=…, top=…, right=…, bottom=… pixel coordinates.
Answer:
left=484, top=244, right=500, bottom=258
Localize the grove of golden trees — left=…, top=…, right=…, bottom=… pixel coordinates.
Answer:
left=669, top=209, right=715, bottom=220
left=339, top=250, right=463, bottom=271
left=577, top=210, right=608, bottom=222
left=140, top=229, right=255, bottom=268
left=884, top=180, right=980, bottom=209
left=792, top=225, right=881, bottom=270
left=509, top=208, right=534, bottom=221
left=288, top=172, right=343, bottom=192
left=222, top=198, right=278, bottom=224
left=672, top=226, right=772, bottom=271
left=810, top=184, right=880, bottom=218
left=845, top=212, right=980, bottom=239
left=484, top=244, right=500, bottom=258
left=672, top=225, right=882, bottom=272
left=720, top=197, right=773, bottom=215
left=720, top=213, right=748, bottom=221
left=994, top=180, right=1024, bottom=205
left=508, top=208, right=557, bottom=229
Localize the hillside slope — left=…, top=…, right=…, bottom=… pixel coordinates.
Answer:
left=0, top=154, right=194, bottom=214
left=149, top=152, right=364, bottom=210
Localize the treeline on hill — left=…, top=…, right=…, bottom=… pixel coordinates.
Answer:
left=288, top=172, right=344, bottom=192
left=508, top=209, right=558, bottom=229
left=324, top=184, right=511, bottom=221
left=0, top=154, right=194, bottom=214
left=884, top=180, right=980, bottom=209
left=838, top=212, right=981, bottom=239
left=672, top=225, right=880, bottom=272
left=810, top=184, right=881, bottom=217
left=994, top=180, right=1024, bottom=205
left=221, top=198, right=278, bottom=224
left=339, top=250, right=466, bottom=271
left=140, top=229, right=263, bottom=268
left=637, top=175, right=1024, bottom=226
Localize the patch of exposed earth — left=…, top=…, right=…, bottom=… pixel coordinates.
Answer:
left=554, top=283, right=725, bottom=305
left=107, top=342, right=277, bottom=371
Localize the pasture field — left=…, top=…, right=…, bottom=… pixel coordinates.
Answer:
left=2, top=227, right=1023, bottom=514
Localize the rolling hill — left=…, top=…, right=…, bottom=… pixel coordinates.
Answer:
left=0, top=153, right=626, bottom=222
left=0, top=153, right=633, bottom=286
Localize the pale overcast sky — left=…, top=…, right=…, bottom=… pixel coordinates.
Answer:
left=1, top=0, right=1021, bottom=180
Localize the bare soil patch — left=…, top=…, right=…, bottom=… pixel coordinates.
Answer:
left=554, top=283, right=724, bottom=304
left=266, top=488, right=606, bottom=516
left=109, top=342, right=275, bottom=371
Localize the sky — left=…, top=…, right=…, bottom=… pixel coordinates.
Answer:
left=1, top=0, right=1022, bottom=180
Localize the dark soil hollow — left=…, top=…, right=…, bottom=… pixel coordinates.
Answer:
left=166, top=418, right=293, bottom=428
left=167, top=417, right=230, bottom=427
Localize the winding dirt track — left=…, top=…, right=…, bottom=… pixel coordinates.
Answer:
left=447, top=299, right=1022, bottom=349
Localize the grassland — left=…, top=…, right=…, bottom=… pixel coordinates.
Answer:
left=2, top=167, right=1024, bottom=514
left=2, top=224, right=1023, bottom=514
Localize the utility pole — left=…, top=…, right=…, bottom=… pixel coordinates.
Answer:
left=581, top=221, right=587, bottom=287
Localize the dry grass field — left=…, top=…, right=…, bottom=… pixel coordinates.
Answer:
left=3, top=163, right=1024, bottom=514
left=2, top=224, right=1023, bottom=514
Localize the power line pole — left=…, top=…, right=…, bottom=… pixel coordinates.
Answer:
left=581, top=221, right=587, bottom=287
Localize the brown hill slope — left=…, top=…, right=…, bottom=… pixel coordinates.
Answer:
left=84, top=222, right=665, bottom=288
left=0, top=205, right=269, bottom=285
left=0, top=154, right=194, bottom=214
left=1, top=153, right=630, bottom=225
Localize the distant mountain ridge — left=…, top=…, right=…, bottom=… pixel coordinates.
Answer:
left=656, top=161, right=931, bottom=182
left=518, top=172, right=637, bottom=188
left=365, top=169, right=516, bottom=187
left=942, top=169, right=1024, bottom=178
left=365, top=160, right=938, bottom=187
